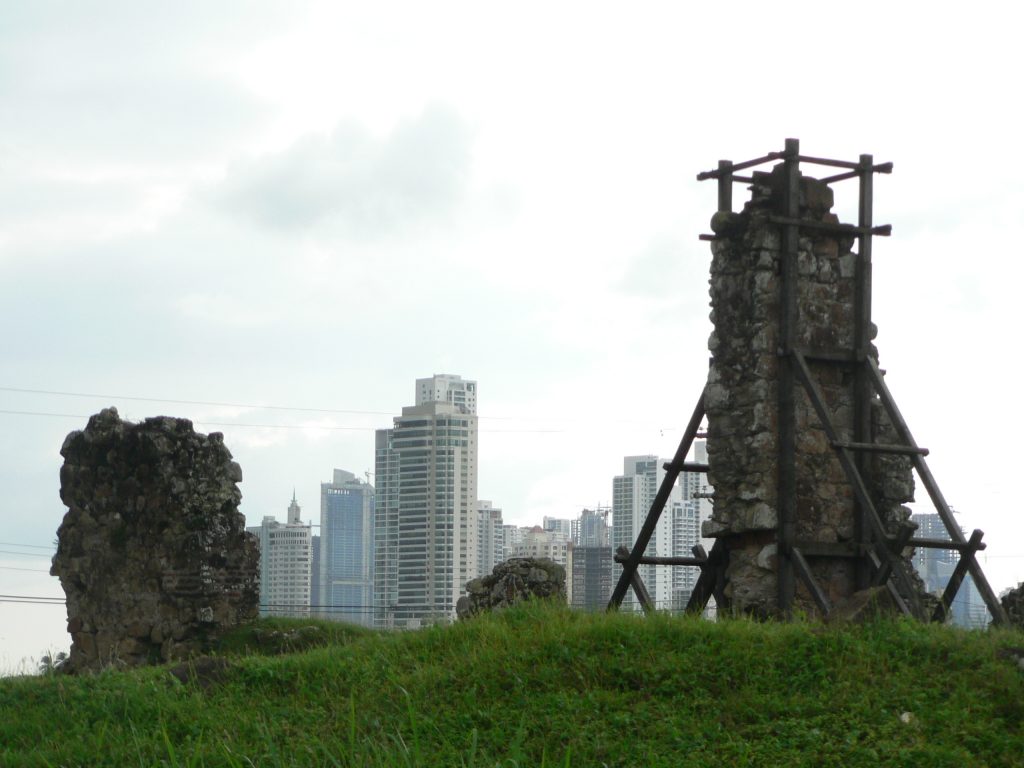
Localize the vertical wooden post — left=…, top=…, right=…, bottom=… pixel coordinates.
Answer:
left=777, top=138, right=800, bottom=614
left=854, top=154, right=874, bottom=590
left=717, top=160, right=733, bottom=213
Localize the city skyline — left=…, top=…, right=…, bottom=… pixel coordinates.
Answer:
left=246, top=376, right=711, bottom=622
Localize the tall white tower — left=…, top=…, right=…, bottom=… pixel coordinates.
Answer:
left=672, top=440, right=714, bottom=610
left=612, top=444, right=712, bottom=613
left=612, top=456, right=680, bottom=611
left=477, top=500, right=504, bottom=578
left=415, top=374, right=477, bottom=415
left=374, top=375, right=479, bottom=628
left=247, top=493, right=313, bottom=618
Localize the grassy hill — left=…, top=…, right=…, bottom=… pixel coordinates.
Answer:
left=2, top=603, right=1022, bottom=767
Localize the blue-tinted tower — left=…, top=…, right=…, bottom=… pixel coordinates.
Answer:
left=320, top=469, right=375, bottom=627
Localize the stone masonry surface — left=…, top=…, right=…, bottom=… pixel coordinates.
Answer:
left=1001, top=582, right=1024, bottom=629
left=456, top=557, right=566, bottom=619
left=51, top=408, right=259, bottom=671
left=703, top=166, right=923, bottom=617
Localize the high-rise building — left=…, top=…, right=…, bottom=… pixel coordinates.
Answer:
left=542, top=516, right=573, bottom=542
left=477, top=500, right=504, bottom=578
left=320, top=469, right=375, bottom=627
left=416, top=374, right=477, bottom=414
left=512, top=526, right=572, bottom=600
left=310, top=533, right=321, bottom=613
left=247, top=493, right=313, bottom=618
left=612, top=444, right=712, bottom=613
left=374, top=374, right=479, bottom=629
left=681, top=441, right=715, bottom=552
left=570, top=506, right=613, bottom=610
left=513, top=526, right=572, bottom=566
left=613, top=456, right=677, bottom=611
left=672, top=441, right=714, bottom=610
left=670, top=499, right=701, bottom=610
left=571, top=545, right=613, bottom=611
left=575, top=507, right=611, bottom=548
left=911, top=512, right=986, bottom=628
left=501, top=523, right=526, bottom=562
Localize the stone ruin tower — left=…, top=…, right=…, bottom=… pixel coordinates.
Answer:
left=52, top=408, right=260, bottom=671
left=610, top=140, right=1007, bottom=624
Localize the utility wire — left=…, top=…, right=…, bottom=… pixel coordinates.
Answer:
left=0, top=386, right=397, bottom=418
left=0, top=565, right=51, bottom=573
left=0, top=550, right=52, bottom=559
left=0, top=598, right=63, bottom=606
left=0, top=409, right=566, bottom=434
left=0, top=542, right=54, bottom=551
left=0, top=385, right=686, bottom=430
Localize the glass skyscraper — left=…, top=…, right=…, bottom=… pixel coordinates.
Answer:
left=319, top=469, right=375, bottom=627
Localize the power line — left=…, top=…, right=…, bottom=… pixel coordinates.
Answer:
left=0, top=542, right=53, bottom=551
left=0, top=550, right=52, bottom=559
left=0, top=409, right=85, bottom=420
left=0, top=598, right=63, bottom=606
left=0, top=384, right=685, bottom=430
left=0, top=409, right=565, bottom=434
left=0, top=565, right=51, bottom=573
left=0, top=386, right=397, bottom=418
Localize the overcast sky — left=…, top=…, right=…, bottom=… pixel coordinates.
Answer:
left=2, top=1, right=1022, bottom=671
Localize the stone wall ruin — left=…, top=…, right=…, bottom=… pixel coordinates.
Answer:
left=702, top=166, right=921, bottom=618
left=51, top=408, right=259, bottom=671
left=456, top=557, right=567, bottom=618
left=1001, top=582, right=1024, bottom=629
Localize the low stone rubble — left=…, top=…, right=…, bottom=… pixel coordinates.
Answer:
left=1001, top=582, right=1024, bottom=628
left=456, top=557, right=566, bottom=619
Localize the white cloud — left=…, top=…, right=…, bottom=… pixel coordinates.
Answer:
left=214, top=104, right=472, bottom=237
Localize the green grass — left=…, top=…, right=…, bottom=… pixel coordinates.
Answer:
left=2, top=603, right=1022, bottom=767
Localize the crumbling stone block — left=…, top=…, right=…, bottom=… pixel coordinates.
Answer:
left=51, top=408, right=259, bottom=671
left=1001, top=582, right=1024, bottom=628
left=456, top=557, right=566, bottom=618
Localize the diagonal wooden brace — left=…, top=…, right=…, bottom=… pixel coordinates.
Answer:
left=614, top=546, right=655, bottom=613
left=791, top=351, right=925, bottom=619
left=932, top=529, right=984, bottom=623
left=685, top=540, right=728, bottom=614
left=608, top=390, right=706, bottom=611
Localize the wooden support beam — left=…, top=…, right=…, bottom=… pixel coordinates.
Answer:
left=685, top=541, right=726, bottom=614
left=853, top=153, right=875, bottom=593
left=933, top=530, right=985, bottom=623
left=866, top=548, right=914, bottom=618
left=608, top=391, right=706, bottom=611
left=866, top=358, right=1009, bottom=625
left=663, top=461, right=709, bottom=474
left=614, top=552, right=708, bottom=567
left=832, top=441, right=929, bottom=456
left=909, top=537, right=986, bottom=553
left=871, top=522, right=917, bottom=588
left=794, top=540, right=861, bottom=558
left=614, top=546, right=655, bottom=613
left=791, top=547, right=832, bottom=616
left=791, top=350, right=925, bottom=618
left=777, top=137, right=800, bottom=615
